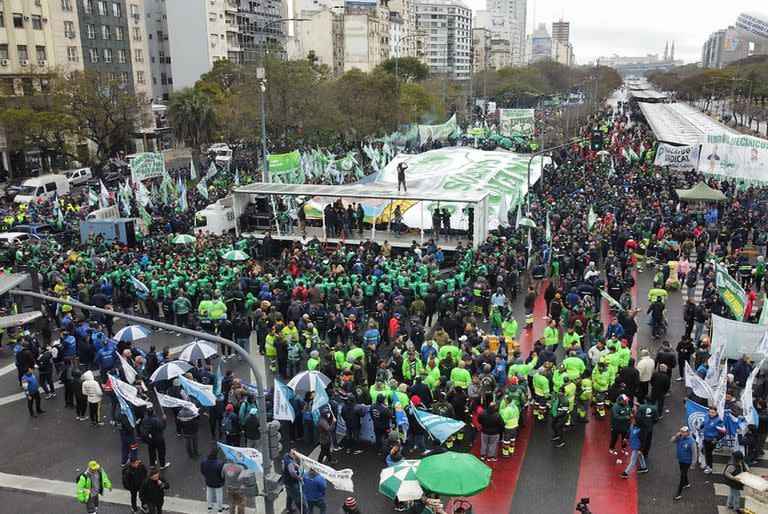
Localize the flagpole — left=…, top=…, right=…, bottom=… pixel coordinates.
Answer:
left=154, top=386, right=165, bottom=416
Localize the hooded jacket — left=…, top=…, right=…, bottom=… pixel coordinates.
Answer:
left=81, top=370, right=103, bottom=403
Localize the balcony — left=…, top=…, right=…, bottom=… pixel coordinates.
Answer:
left=225, top=1, right=239, bottom=13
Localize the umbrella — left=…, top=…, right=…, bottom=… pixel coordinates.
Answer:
left=171, top=234, right=196, bottom=245
left=500, top=137, right=513, bottom=149
left=222, top=249, right=249, bottom=261
left=415, top=452, right=491, bottom=497
left=517, top=217, right=537, bottom=228
left=178, top=340, right=218, bottom=361
left=489, top=134, right=502, bottom=142
left=379, top=460, right=423, bottom=501
left=113, top=324, right=151, bottom=342
left=596, top=150, right=611, bottom=156
left=149, top=360, right=193, bottom=382
left=286, top=370, right=331, bottom=392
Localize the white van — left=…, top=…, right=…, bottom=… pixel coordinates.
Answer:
left=14, top=174, right=71, bottom=203
left=59, top=167, right=92, bottom=186
left=207, top=143, right=233, bottom=163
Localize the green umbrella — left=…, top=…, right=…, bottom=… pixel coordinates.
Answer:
left=415, top=451, right=491, bottom=497
left=500, top=137, right=513, bottom=149
left=517, top=217, right=537, bottom=228
left=379, top=460, right=423, bottom=501
left=489, top=134, right=503, bottom=142
left=171, top=234, right=196, bottom=245
left=222, top=249, right=249, bottom=261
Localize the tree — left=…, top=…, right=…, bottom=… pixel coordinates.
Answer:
left=398, top=82, right=445, bottom=124
left=377, top=57, right=430, bottom=82
left=167, top=87, right=216, bottom=149
left=333, top=68, right=398, bottom=137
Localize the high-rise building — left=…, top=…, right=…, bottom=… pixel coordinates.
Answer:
left=343, top=1, right=390, bottom=73
left=414, top=0, right=472, bottom=79
left=482, top=0, right=526, bottom=66
left=528, top=22, right=552, bottom=63
left=233, top=0, right=288, bottom=63
left=472, top=27, right=511, bottom=72
left=701, top=26, right=749, bottom=68
left=389, top=0, right=418, bottom=58
left=551, top=20, right=569, bottom=43
left=143, top=0, right=174, bottom=102
left=551, top=19, right=573, bottom=66
left=50, top=0, right=85, bottom=75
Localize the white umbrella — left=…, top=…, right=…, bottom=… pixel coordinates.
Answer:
left=178, top=340, right=218, bottom=361
left=149, top=360, right=193, bottom=382
left=286, top=370, right=331, bottom=392
left=113, top=324, right=152, bottom=342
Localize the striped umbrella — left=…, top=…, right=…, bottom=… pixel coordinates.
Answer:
left=113, top=324, right=152, bottom=342
left=286, top=370, right=331, bottom=392
left=178, top=340, right=218, bottom=361
left=222, top=249, right=249, bottom=261
left=171, top=234, right=196, bottom=245
left=149, top=360, right=193, bottom=382
left=379, top=460, right=423, bottom=501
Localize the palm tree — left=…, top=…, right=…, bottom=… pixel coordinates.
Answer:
left=166, top=88, right=215, bottom=149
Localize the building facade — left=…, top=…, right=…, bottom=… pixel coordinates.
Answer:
left=343, top=1, right=389, bottom=73
left=414, top=0, right=472, bottom=79
left=701, top=26, right=750, bottom=68
left=49, top=0, right=85, bottom=75
left=77, top=0, right=136, bottom=92
left=482, top=0, right=525, bottom=66
left=233, top=0, right=287, bottom=64
left=388, top=0, right=418, bottom=58
left=528, top=22, right=552, bottom=63
left=143, top=0, right=173, bottom=101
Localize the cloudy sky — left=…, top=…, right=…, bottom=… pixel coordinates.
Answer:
left=464, top=0, right=762, bottom=65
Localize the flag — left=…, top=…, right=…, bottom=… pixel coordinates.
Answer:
left=206, top=162, right=218, bottom=179
left=514, top=203, right=521, bottom=229
left=213, top=361, right=223, bottom=396
left=197, top=177, right=209, bottom=199
left=156, top=391, right=199, bottom=415
left=760, top=294, right=768, bottom=325
left=714, top=262, right=748, bottom=320
left=88, top=187, right=98, bottom=207
left=410, top=406, right=465, bottom=443
left=109, top=375, right=150, bottom=408
left=138, top=204, right=152, bottom=228
left=129, top=273, right=150, bottom=296
left=178, top=181, right=188, bottom=212
left=684, top=361, right=714, bottom=402
left=545, top=211, right=551, bottom=243
left=135, top=180, right=151, bottom=207
left=190, top=159, right=197, bottom=181
left=179, top=375, right=216, bottom=407
left=587, top=206, right=597, bottom=231
left=704, top=343, right=724, bottom=387
left=99, top=179, right=110, bottom=208
left=742, top=357, right=766, bottom=427
left=686, top=399, right=709, bottom=468
left=392, top=387, right=409, bottom=439
left=234, top=168, right=240, bottom=186
left=713, top=368, right=728, bottom=419
left=53, top=195, right=64, bottom=226
left=273, top=379, right=295, bottom=422
left=293, top=451, right=355, bottom=491
left=599, top=288, right=626, bottom=312
left=116, top=388, right=135, bottom=428
left=176, top=174, right=184, bottom=195
left=311, top=383, right=329, bottom=424
left=117, top=353, right=136, bottom=384
left=217, top=442, right=263, bottom=472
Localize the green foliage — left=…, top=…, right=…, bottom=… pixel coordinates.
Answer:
left=167, top=88, right=216, bottom=149
left=377, top=57, right=430, bottom=82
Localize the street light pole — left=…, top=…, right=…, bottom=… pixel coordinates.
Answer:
left=11, top=289, right=279, bottom=514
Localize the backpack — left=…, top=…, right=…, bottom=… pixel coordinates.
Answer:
left=221, top=415, right=235, bottom=436
left=138, top=420, right=152, bottom=443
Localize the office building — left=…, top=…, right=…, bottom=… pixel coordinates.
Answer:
left=481, top=0, right=525, bottom=66
left=701, top=26, right=750, bottom=68
left=343, top=1, right=390, bottom=73
left=528, top=22, right=551, bottom=63
left=77, top=0, right=136, bottom=92
left=414, top=0, right=472, bottom=79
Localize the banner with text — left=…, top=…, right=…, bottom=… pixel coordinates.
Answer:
left=710, top=314, right=768, bottom=360
left=131, top=153, right=166, bottom=182
left=294, top=451, right=355, bottom=491
left=499, top=108, right=535, bottom=137
left=267, top=150, right=301, bottom=175
left=715, top=262, right=748, bottom=320
left=418, top=114, right=457, bottom=142
left=699, top=132, right=768, bottom=183
left=654, top=143, right=700, bottom=170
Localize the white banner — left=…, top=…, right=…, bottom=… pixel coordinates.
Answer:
left=272, top=379, right=295, bottom=422
left=499, top=108, right=535, bottom=137
left=110, top=375, right=151, bottom=407
left=131, top=153, right=166, bottom=182
left=118, top=354, right=136, bottom=385
left=654, top=143, right=700, bottom=170
left=156, top=391, right=199, bottom=415
left=418, top=114, right=457, bottom=142
left=711, top=315, right=768, bottom=360
left=294, top=451, right=354, bottom=492
left=742, top=358, right=766, bottom=426
left=699, top=132, right=768, bottom=183
left=684, top=361, right=714, bottom=402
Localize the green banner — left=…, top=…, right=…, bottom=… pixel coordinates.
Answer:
left=130, top=153, right=166, bottom=182
left=267, top=150, right=301, bottom=174
left=715, top=263, right=748, bottom=320
left=499, top=109, right=535, bottom=137
left=418, top=114, right=456, bottom=142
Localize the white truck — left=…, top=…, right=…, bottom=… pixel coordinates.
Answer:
left=86, top=206, right=149, bottom=235
left=194, top=196, right=236, bottom=235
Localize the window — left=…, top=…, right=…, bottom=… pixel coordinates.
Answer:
left=0, top=12, right=4, bottom=28
left=36, top=46, right=47, bottom=63
left=115, top=26, right=123, bottom=40
left=17, top=45, right=28, bottom=61
left=121, top=72, right=129, bottom=86
left=83, top=0, right=93, bottom=14
left=134, top=49, right=143, bottom=62
left=101, top=24, right=110, bottom=39
left=86, top=24, right=95, bottom=38
left=0, top=45, right=8, bottom=60
left=160, top=72, right=166, bottom=85
left=61, top=0, right=73, bottom=11
left=32, top=15, right=43, bottom=30
left=12, top=13, right=23, bottom=28
left=89, top=48, right=98, bottom=62
left=167, top=76, right=172, bottom=85
left=67, top=46, right=79, bottom=62
left=117, top=49, right=126, bottom=63
left=103, top=48, right=112, bottom=63
left=98, top=1, right=108, bottom=16
left=132, top=26, right=141, bottom=40
left=130, top=4, right=139, bottom=18
left=64, top=20, right=75, bottom=36
left=136, top=70, right=145, bottom=84
left=112, top=2, right=122, bottom=17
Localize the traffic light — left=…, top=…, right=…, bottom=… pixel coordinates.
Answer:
left=267, top=420, right=282, bottom=460
left=264, top=472, right=283, bottom=501
left=590, top=131, right=603, bottom=151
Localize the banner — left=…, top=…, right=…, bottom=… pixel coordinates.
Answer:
left=410, top=407, right=465, bottom=443
left=392, top=387, right=409, bottom=438
left=116, top=391, right=136, bottom=427
left=311, top=382, right=329, bottom=424
left=131, top=153, right=166, bottom=182
left=685, top=400, right=709, bottom=467
left=156, top=391, right=198, bottom=414
left=110, top=375, right=150, bottom=407
left=499, top=108, right=535, bottom=137
left=742, top=358, right=766, bottom=427
left=715, top=263, right=748, bottom=320
left=684, top=361, right=713, bottom=402
left=294, top=451, right=354, bottom=491
left=273, top=379, right=296, bottom=422
left=699, top=132, right=768, bottom=183
left=711, top=314, right=768, bottom=360
left=704, top=342, right=724, bottom=388
left=179, top=375, right=216, bottom=407
left=268, top=150, right=301, bottom=175
left=418, top=114, right=457, bottom=142
left=217, top=442, right=263, bottom=472
left=654, top=143, right=700, bottom=170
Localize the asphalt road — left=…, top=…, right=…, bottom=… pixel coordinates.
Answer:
left=0, top=269, right=728, bottom=514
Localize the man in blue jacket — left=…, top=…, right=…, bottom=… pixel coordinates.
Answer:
left=199, top=449, right=226, bottom=513
left=22, top=367, right=45, bottom=417
left=95, top=340, right=116, bottom=381
left=302, top=467, right=328, bottom=514
left=701, top=406, right=726, bottom=474
left=282, top=451, right=303, bottom=514
left=672, top=425, right=697, bottom=500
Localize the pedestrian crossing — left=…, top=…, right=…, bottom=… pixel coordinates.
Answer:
left=711, top=448, right=768, bottom=513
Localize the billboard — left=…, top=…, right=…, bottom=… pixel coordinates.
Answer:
left=499, top=108, right=535, bottom=137
left=699, top=132, right=768, bottom=183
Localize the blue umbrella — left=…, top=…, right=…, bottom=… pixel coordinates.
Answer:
left=113, top=324, right=152, bottom=342
left=149, top=360, right=193, bottom=382
left=178, top=340, right=218, bottom=361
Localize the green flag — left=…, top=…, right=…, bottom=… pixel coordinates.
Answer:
left=715, top=262, right=748, bottom=320
left=197, top=178, right=209, bottom=199
left=138, top=203, right=152, bottom=228
left=599, top=289, right=626, bottom=312
left=87, top=187, right=98, bottom=207
left=545, top=211, right=551, bottom=243
left=587, top=206, right=597, bottom=231
left=760, top=294, right=768, bottom=325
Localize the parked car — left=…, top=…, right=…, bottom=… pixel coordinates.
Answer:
left=59, top=167, right=92, bottom=187
left=87, top=171, right=125, bottom=189
left=0, top=232, right=39, bottom=245
left=12, top=223, right=67, bottom=242
left=13, top=174, right=71, bottom=203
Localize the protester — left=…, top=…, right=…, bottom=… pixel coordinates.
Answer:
left=76, top=461, right=112, bottom=514
left=139, top=467, right=170, bottom=514
left=122, top=456, right=148, bottom=514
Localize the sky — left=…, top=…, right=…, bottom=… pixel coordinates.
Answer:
left=464, top=0, right=762, bottom=65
